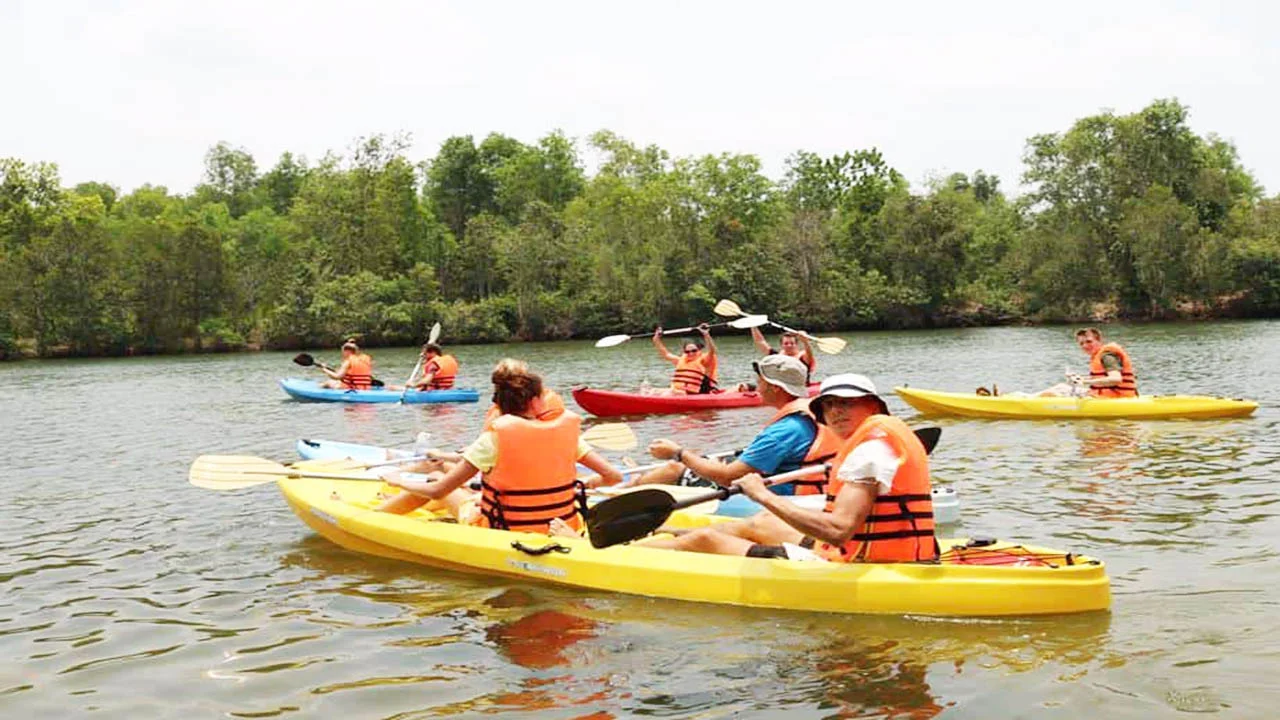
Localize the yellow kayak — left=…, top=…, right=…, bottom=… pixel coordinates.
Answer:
left=895, top=386, right=1258, bottom=420
left=280, top=478, right=1110, bottom=617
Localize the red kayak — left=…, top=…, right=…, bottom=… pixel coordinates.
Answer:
left=572, top=384, right=821, bottom=417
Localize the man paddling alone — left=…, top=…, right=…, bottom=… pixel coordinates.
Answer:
left=410, top=342, right=460, bottom=391
left=640, top=374, right=938, bottom=563
left=1039, top=327, right=1138, bottom=398
left=635, top=354, right=838, bottom=496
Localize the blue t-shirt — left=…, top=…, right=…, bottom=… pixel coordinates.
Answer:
left=736, top=414, right=818, bottom=496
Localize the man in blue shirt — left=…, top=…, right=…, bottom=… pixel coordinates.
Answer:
left=639, top=354, right=817, bottom=495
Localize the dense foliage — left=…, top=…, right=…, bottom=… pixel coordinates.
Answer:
left=3, top=99, right=1278, bottom=359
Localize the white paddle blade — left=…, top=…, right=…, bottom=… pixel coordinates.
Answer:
left=189, top=455, right=294, bottom=490
left=730, top=314, right=769, bottom=329
left=428, top=322, right=442, bottom=345
left=595, top=334, right=631, bottom=348
left=814, top=336, right=848, bottom=355
left=582, top=422, right=638, bottom=451
left=713, top=299, right=746, bottom=317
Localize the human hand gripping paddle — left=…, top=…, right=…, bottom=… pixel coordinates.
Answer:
left=189, top=423, right=641, bottom=491
left=584, top=426, right=941, bottom=549
left=399, top=322, right=442, bottom=404
left=594, top=315, right=769, bottom=348
left=292, top=353, right=386, bottom=388
left=712, top=299, right=847, bottom=355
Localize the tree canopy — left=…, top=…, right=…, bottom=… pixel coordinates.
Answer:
left=3, top=99, right=1278, bottom=360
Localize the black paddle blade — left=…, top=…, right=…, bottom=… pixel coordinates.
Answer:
left=585, top=489, right=679, bottom=549
left=914, top=426, right=942, bottom=454
left=371, top=378, right=385, bottom=388
left=292, top=353, right=316, bottom=367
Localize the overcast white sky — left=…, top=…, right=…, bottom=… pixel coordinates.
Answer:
left=4, top=1, right=1278, bottom=196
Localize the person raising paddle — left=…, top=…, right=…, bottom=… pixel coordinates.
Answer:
left=639, top=373, right=937, bottom=564
left=320, top=339, right=375, bottom=389
left=409, top=342, right=459, bottom=391
left=751, top=328, right=816, bottom=381
left=649, top=323, right=718, bottom=395
left=376, top=359, right=623, bottom=534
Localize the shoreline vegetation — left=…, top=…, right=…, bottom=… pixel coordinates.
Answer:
left=3, top=98, right=1279, bottom=362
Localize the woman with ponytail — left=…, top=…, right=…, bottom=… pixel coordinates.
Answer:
left=377, top=359, right=622, bottom=535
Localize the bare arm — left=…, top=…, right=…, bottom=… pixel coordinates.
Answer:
left=323, top=359, right=351, bottom=381
left=388, top=459, right=479, bottom=500
left=699, top=324, right=717, bottom=361
left=579, top=450, right=624, bottom=489
left=652, top=327, right=679, bottom=363
left=741, top=474, right=875, bottom=546
left=649, top=438, right=753, bottom=485
left=799, top=336, right=816, bottom=372
left=750, top=327, right=772, bottom=355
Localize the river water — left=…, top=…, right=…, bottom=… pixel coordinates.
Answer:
left=2, top=321, right=1278, bottom=718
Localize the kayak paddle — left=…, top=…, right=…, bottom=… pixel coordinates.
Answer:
left=585, top=464, right=828, bottom=548
left=594, top=315, right=769, bottom=349
left=584, top=426, right=941, bottom=548
left=189, top=455, right=391, bottom=490
left=292, top=353, right=387, bottom=387
left=399, top=322, right=442, bottom=404
left=580, top=422, right=638, bottom=451
left=713, top=299, right=847, bottom=355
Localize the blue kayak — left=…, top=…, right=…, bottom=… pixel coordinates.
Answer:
left=280, top=378, right=480, bottom=404
left=297, top=438, right=405, bottom=463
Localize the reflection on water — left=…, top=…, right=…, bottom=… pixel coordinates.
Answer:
left=2, top=322, right=1279, bottom=716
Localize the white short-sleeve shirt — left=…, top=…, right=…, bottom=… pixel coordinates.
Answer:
left=835, top=438, right=900, bottom=495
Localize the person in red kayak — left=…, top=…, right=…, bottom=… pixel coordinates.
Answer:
left=320, top=340, right=375, bottom=389
left=1037, top=327, right=1139, bottom=398
left=751, top=327, right=816, bottom=381
left=640, top=373, right=937, bottom=564
left=649, top=323, right=719, bottom=395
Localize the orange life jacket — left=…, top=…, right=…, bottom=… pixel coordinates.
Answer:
left=816, top=414, right=936, bottom=563
left=670, top=352, right=718, bottom=394
left=424, top=354, right=459, bottom=389
left=342, top=353, right=374, bottom=390
left=764, top=398, right=842, bottom=496
left=478, top=411, right=584, bottom=534
left=1088, top=342, right=1138, bottom=398
left=482, top=388, right=566, bottom=431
